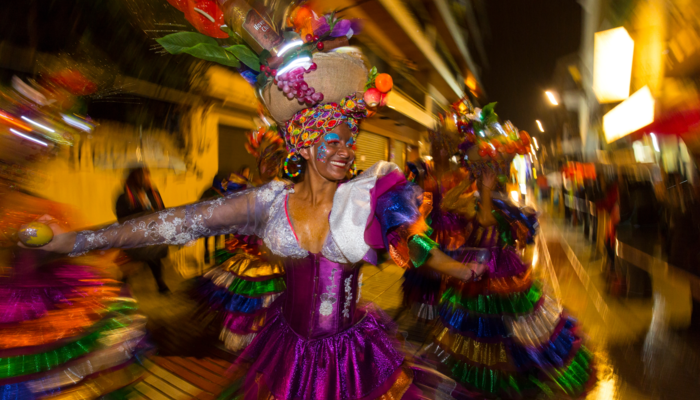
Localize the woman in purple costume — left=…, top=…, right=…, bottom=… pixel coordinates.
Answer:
left=31, top=51, right=488, bottom=399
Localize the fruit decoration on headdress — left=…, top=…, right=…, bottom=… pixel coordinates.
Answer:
left=46, top=69, right=98, bottom=97
left=363, top=67, right=393, bottom=116
left=166, top=0, right=228, bottom=39
left=442, top=98, right=534, bottom=185
left=451, top=100, right=532, bottom=160
left=157, top=1, right=364, bottom=108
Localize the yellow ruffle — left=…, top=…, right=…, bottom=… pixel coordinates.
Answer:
left=220, top=252, right=285, bottom=278
left=487, top=268, right=533, bottom=294
left=375, top=365, right=414, bottom=400
left=433, top=327, right=509, bottom=366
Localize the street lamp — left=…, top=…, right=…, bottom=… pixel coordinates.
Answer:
left=536, top=120, right=544, bottom=132
left=545, top=91, right=559, bottom=106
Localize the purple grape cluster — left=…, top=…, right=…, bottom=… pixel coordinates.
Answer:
left=274, top=63, right=324, bottom=105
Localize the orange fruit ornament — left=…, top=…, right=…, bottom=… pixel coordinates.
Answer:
left=293, top=6, right=312, bottom=28
left=374, top=73, right=393, bottom=93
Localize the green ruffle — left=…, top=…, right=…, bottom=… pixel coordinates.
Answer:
left=450, top=361, right=523, bottom=395
left=450, top=346, right=594, bottom=396
left=107, top=301, right=139, bottom=313
left=228, top=276, right=286, bottom=297
left=408, top=234, right=438, bottom=268
left=549, top=347, right=594, bottom=395
left=0, top=316, right=133, bottom=379
left=216, top=248, right=238, bottom=265
left=441, top=285, right=542, bottom=315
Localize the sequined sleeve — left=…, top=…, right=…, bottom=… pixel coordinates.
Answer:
left=69, top=180, right=286, bottom=256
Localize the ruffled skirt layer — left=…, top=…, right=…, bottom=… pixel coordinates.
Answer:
left=421, top=247, right=596, bottom=399
left=195, top=242, right=285, bottom=352
left=0, top=261, right=151, bottom=399
left=402, top=268, right=442, bottom=321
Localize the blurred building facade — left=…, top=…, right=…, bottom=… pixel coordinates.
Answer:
left=572, top=0, right=700, bottom=168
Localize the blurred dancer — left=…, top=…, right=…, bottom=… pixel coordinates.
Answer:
left=402, top=131, right=468, bottom=321
left=115, top=167, right=170, bottom=293
left=418, top=101, right=596, bottom=399
left=0, top=74, right=150, bottom=399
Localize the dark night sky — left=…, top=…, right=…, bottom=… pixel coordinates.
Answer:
left=481, top=0, right=582, bottom=135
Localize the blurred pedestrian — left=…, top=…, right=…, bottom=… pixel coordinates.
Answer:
left=597, top=174, right=619, bottom=285
left=115, top=167, right=170, bottom=293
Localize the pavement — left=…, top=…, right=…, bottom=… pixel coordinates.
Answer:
left=121, top=197, right=700, bottom=400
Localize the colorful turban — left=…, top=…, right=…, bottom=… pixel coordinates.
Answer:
left=284, top=93, right=368, bottom=154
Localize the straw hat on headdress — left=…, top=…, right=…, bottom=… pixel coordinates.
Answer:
left=261, top=52, right=368, bottom=125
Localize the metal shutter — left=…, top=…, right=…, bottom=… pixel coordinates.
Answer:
left=355, top=131, right=388, bottom=171
left=392, top=140, right=406, bottom=171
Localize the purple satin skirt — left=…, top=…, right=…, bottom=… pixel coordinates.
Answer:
left=235, top=303, right=408, bottom=400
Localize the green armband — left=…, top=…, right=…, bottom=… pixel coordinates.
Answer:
left=408, top=234, right=438, bottom=268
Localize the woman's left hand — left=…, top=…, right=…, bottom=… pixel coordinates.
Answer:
left=425, top=248, right=487, bottom=282
left=465, top=262, right=488, bottom=281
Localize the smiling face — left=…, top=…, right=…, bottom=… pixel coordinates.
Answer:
left=299, top=123, right=356, bottom=182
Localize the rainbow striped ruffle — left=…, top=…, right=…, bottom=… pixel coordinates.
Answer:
left=196, top=240, right=285, bottom=352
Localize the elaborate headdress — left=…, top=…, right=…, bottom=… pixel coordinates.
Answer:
left=245, top=122, right=285, bottom=180
left=442, top=98, right=533, bottom=185
left=159, top=0, right=393, bottom=159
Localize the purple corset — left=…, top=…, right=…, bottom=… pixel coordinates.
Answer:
left=282, top=254, right=361, bottom=339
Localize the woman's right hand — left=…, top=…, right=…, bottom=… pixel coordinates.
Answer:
left=17, top=215, right=77, bottom=254
left=481, top=169, right=497, bottom=191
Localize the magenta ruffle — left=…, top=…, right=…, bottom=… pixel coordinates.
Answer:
left=222, top=310, right=267, bottom=335
left=0, top=264, right=100, bottom=324
left=236, top=305, right=406, bottom=400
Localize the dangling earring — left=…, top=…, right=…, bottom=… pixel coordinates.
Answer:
left=284, top=152, right=301, bottom=178
left=351, top=161, right=357, bottom=177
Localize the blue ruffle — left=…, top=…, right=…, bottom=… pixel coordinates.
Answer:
left=510, top=318, right=579, bottom=370
left=439, top=302, right=509, bottom=339
left=196, top=281, right=264, bottom=314
left=375, top=181, right=423, bottom=249
left=492, top=198, right=538, bottom=244
left=0, top=383, right=36, bottom=400
left=224, top=294, right=266, bottom=314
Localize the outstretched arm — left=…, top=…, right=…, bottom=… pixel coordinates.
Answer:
left=29, top=187, right=263, bottom=255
